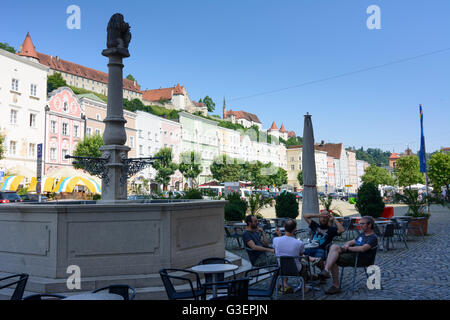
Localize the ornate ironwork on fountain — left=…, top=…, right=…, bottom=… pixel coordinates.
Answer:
left=65, top=154, right=110, bottom=183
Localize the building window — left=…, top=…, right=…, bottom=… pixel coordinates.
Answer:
left=86, top=127, right=92, bottom=136
left=29, top=113, right=36, bottom=127
left=63, top=102, right=68, bottom=112
left=148, top=131, right=151, bottom=140
left=9, top=141, right=17, bottom=155
left=74, top=125, right=79, bottom=137
left=50, top=121, right=57, bottom=133
left=29, top=143, right=36, bottom=158
left=50, top=148, right=56, bottom=160
left=95, top=129, right=101, bottom=136
left=291, top=165, right=295, bottom=171
left=139, top=145, right=143, bottom=155
left=299, top=164, right=302, bottom=170
left=96, top=114, right=100, bottom=121
left=148, top=146, right=151, bottom=154
left=139, top=130, right=143, bottom=138
left=62, top=123, right=68, bottom=135
left=11, top=79, right=18, bottom=91
left=10, top=110, right=18, bottom=124
left=129, top=136, right=134, bottom=148
left=30, top=84, right=37, bottom=97
left=62, top=149, right=68, bottom=160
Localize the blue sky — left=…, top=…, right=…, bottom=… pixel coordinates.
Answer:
left=2, top=0, right=449, bottom=153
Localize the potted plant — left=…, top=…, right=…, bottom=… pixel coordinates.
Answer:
left=355, top=182, right=385, bottom=219
left=248, top=193, right=272, bottom=217
left=394, top=188, right=430, bottom=235
left=275, top=191, right=299, bottom=219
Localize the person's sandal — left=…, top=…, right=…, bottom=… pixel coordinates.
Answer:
left=319, top=269, right=331, bottom=280
left=325, top=285, right=341, bottom=295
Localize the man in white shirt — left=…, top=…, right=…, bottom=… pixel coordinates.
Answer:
left=272, top=219, right=309, bottom=293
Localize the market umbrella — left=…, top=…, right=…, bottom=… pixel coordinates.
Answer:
left=301, top=113, right=320, bottom=215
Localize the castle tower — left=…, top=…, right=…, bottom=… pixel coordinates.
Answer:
left=17, top=32, right=40, bottom=63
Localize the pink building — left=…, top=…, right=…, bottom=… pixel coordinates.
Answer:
left=45, top=87, right=84, bottom=175
left=160, top=117, right=183, bottom=190
left=327, top=156, right=336, bottom=190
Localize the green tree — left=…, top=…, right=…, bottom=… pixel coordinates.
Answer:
left=126, top=74, right=136, bottom=82
left=152, top=147, right=178, bottom=191
left=395, top=156, right=424, bottom=187
left=428, top=152, right=450, bottom=198
left=270, top=167, right=288, bottom=187
left=73, top=134, right=104, bottom=170
left=224, top=192, right=248, bottom=222
left=47, top=73, right=67, bottom=93
left=201, top=96, right=215, bottom=112
left=123, top=98, right=145, bottom=112
left=178, top=151, right=202, bottom=188
left=297, top=170, right=303, bottom=187
left=0, top=42, right=16, bottom=53
left=361, top=165, right=395, bottom=186
left=248, top=161, right=271, bottom=189
left=355, top=182, right=385, bottom=219
left=275, top=191, right=299, bottom=219
left=210, top=155, right=241, bottom=182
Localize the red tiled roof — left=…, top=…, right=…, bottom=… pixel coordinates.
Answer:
left=314, top=143, right=343, bottom=159
left=36, top=52, right=141, bottom=93
left=280, top=123, right=287, bottom=133
left=224, top=109, right=261, bottom=124
left=193, top=101, right=206, bottom=108
left=142, top=84, right=185, bottom=102
left=389, top=153, right=400, bottom=159
left=17, top=32, right=39, bottom=60
left=288, top=131, right=296, bottom=138
left=268, top=121, right=278, bottom=131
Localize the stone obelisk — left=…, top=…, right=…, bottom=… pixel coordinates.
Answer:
left=100, top=13, right=132, bottom=200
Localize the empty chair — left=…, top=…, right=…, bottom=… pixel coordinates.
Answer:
left=390, top=218, right=408, bottom=249
left=198, top=257, right=236, bottom=294
left=224, top=226, right=243, bottom=249
left=0, top=273, right=29, bottom=300
left=159, top=269, right=205, bottom=300
left=245, top=265, right=280, bottom=299
left=92, top=284, right=136, bottom=300
left=23, top=294, right=67, bottom=300
left=381, top=223, right=395, bottom=251
left=208, top=278, right=250, bottom=300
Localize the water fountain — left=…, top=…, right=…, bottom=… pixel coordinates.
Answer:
left=0, top=14, right=226, bottom=299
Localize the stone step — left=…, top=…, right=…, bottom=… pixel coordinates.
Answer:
left=0, top=251, right=248, bottom=298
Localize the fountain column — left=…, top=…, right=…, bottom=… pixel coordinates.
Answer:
left=100, top=14, right=132, bottom=200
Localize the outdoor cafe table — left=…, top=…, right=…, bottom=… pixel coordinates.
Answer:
left=191, top=264, right=239, bottom=298
left=63, top=292, right=124, bottom=300
left=233, top=222, right=247, bottom=227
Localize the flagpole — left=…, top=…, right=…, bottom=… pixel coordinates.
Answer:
left=420, top=104, right=431, bottom=216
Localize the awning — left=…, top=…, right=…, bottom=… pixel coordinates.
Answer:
left=52, top=176, right=101, bottom=194
left=28, top=177, right=56, bottom=193
left=0, top=176, right=25, bottom=191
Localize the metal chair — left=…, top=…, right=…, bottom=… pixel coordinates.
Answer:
left=159, top=269, right=205, bottom=300
left=198, top=258, right=236, bottom=294
left=92, top=284, right=136, bottom=300
left=245, top=265, right=280, bottom=299
left=208, top=278, right=250, bottom=300
left=23, top=294, right=67, bottom=300
left=274, top=256, right=305, bottom=300
left=224, top=226, right=243, bottom=249
left=339, top=245, right=378, bottom=294
left=341, top=218, right=355, bottom=240
left=245, top=247, right=270, bottom=267
left=0, top=273, right=29, bottom=300
left=381, top=223, right=395, bottom=251
left=390, top=218, right=408, bottom=249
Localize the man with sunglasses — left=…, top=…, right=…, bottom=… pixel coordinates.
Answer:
left=319, top=216, right=378, bottom=294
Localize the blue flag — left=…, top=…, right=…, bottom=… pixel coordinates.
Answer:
left=419, top=105, right=426, bottom=172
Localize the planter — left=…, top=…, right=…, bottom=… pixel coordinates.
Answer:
left=408, top=217, right=429, bottom=236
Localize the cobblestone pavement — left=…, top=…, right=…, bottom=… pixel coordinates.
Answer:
left=229, top=205, right=450, bottom=300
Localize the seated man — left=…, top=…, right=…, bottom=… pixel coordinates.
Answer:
left=319, top=216, right=378, bottom=294
left=272, top=219, right=309, bottom=293
left=303, top=210, right=345, bottom=264
left=243, top=215, right=278, bottom=267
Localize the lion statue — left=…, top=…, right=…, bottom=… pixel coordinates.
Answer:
left=106, top=13, right=132, bottom=49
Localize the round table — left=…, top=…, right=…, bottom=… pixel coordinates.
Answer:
left=63, top=292, right=124, bottom=300
left=234, top=222, right=247, bottom=227
left=191, top=264, right=239, bottom=298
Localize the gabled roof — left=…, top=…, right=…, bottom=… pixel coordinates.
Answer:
left=224, top=109, right=261, bottom=124
left=142, top=84, right=185, bottom=102
left=17, top=33, right=141, bottom=93
left=280, top=123, right=287, bottom=133
left=389, top=153, right=400, bottom=159
left=192, top=101, right=206, bottom=108
left=314, top=143, right=343, bottom=159
left=77, top=93, right=105, bottom=104
left=288, top=131, right=296, bottom=138
left=17, top=32, right=39, bottom=60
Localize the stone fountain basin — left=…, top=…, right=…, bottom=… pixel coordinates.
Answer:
left=0, top=200, right=226, bottom=279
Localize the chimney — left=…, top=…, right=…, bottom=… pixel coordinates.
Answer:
left=320, top=140, right=325, bottom=145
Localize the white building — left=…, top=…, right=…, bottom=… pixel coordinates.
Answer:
left=0, top=48, right=48, bottom=178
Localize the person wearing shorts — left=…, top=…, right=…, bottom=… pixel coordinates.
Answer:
left=319, top=216, right=378, bottom=294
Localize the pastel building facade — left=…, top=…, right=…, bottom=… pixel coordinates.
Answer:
left=45, top=87, right=84, bottom=175
left=160, top=117, right=183, bottom=190
left=0, top=48, right=48, bottom=177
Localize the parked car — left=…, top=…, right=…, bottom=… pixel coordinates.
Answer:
left=318, top=192, right=327, bottom=198
left=252, top=190, right=272, bottom=200
left=328, top=192, right=340, bottom=200
left=294, top=192, right=303, bottom=200
left=0, top=192, right=22, bottom=203
left=127, top=195, right=151, bottom=200
left=269, top=191, right=280, bottom=199
left=341, top=193, right=358, bottom=201
left=20, top=194, right=48, bottom=202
